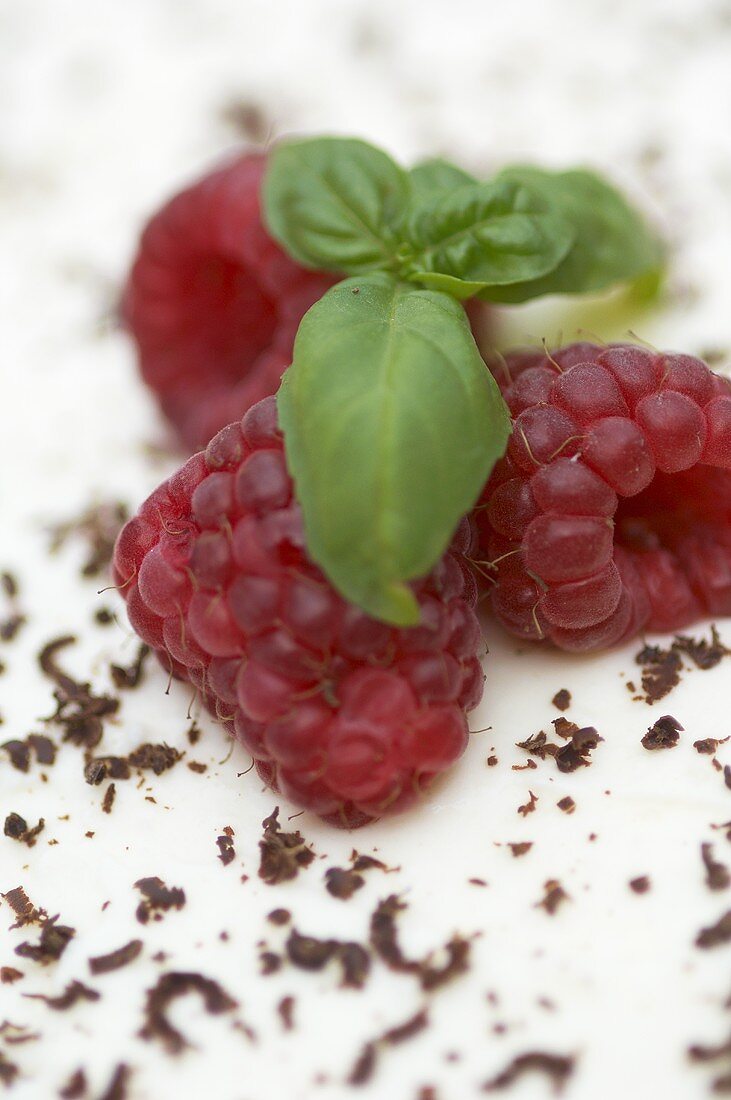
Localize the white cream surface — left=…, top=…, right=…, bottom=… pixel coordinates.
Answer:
left=1, top=1, right=731, bottom=1097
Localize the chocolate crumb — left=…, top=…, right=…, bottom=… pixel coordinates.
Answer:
left=325, top=866, right=365, bottom=900
left=483, top=1050, right=575, bottom=1092
left=725, top=767, right=731, bottom=792
left=110, top=644, right=149, bottom=690
left=89, top=939, right=143, bottom=975
left=187, top=761, right=207, bottom=774
left=98, top=1063, right=132, bottom=1100
left=702, top=843, right=731, bottom=892
left=557, top=796, right=575, bottom=814
left=635, top=643, right=683, bottom=704
left=24, top=979, right=99, bottom=1009
left=102, top=783, right=116, bottom=814
left=4, top=812, right=45, bottom=847
left=134, top=877, right=186, bottom=925
left=219, top=98, right=272, bottom=143
left=139, top=971, right=237, bottom=1053
left=187, top=721, right=201, bottom=745
left=258, top=807, right=315, bottom=885
left=508, top=842, right=533, bottom=858
left=217, top=828, right=236, bottom=867
left=469, top=878, right=488, bottom=886
left=536, top=880, right=570, bottom=916
left=277, top=995, right=295, bottom=1031
left=552, top=689, right=571, bottom=711
left=1, top=571, right=18, bottom=599
left=695, top=738, right=725, bottom=754
left=518, top=791, right=538, bottom=817
left=629, top=876, right=651, bottom=894
left=676, top=626, right=730, bottom=671
left=127, top=742, right=182, bottom=775
left=95, top=607, right=115, bottom=626
left=59, top=1067, right=87, bottom=1098
left=642, top=714, right=683, bottom=750
left=487, top=755, right=498, bottom=767
left=267, top=908, right=291, bottom=926
left=0, top=967, right=23, bottom=984
left=39, top=636, right=119, bottom=751
left=696, top=910, right=731, bottom=949
left=348, top=1042, right=378, bottom=1087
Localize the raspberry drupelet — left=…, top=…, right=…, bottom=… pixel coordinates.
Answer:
left=122, top=154, right=335, bottom=450
left=475, top=342, right=731, bottom=651
left=113, top=397, right=485, bottom=826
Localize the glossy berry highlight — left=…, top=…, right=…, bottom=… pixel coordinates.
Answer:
left=113, top=397, right=485, bottom=825
left=475, top=342, right=731, bottom=651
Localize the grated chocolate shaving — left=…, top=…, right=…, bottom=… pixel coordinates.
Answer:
left=483, top=1050, right=575, bottom=1092
left=536, top=880, right=570, bottom=916
left=89, top=939, right=143, bottom=975
left=641, top=714, right=683, bottom=750
left=702, top=843, right=730, bottom=892
left=258, top=808, right=315, bottom=885
left=134, top=877, right=186, bottom=925
left=24, top=979, right=99, bottom=1009
left=139, top=971, right=237, bottom=1053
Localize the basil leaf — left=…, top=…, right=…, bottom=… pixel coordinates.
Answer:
left=409, top=159, right=477, bottom=204
left=278, top=273, right=509, bottom=625
left=484, top=166, right=664, bottom=302
left=404, top=179, right=575, bottom=297
left=263, top=137, right=410, bottom=273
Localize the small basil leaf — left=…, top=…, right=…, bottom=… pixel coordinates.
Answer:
left=484, top=166, right=664, bottom=302
left=262, top=136, right=410, bottom=273
left=278, top=273, right=509, bottom=626
left=405, top=179, right=575, bottom=293
left=409, top=159, right=477, bottom=204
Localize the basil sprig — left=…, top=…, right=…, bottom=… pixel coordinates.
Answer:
left=264, top=137, right=663, bottom=623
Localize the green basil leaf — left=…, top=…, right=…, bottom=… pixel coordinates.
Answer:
left=484, top=166, right=664, bottom=302
left=409, top=159, right=477, bottom=204
left=278, top=273, right=510, bottom=625
left=404, top=179, right=575, bottom=297
left=262, top=137, right=410, bottom=273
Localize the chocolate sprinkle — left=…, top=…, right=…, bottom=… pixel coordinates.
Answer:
left=139, top=971, right=238, bottom=1053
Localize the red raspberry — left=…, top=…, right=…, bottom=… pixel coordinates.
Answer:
left=122, top=154, right=335, bottom=450
left=113, top=397, right=484, bottom=826
left=476, top=343, right=731, bottom=650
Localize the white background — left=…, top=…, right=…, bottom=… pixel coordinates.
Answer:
left=2, top=1, right=731, bottom=1097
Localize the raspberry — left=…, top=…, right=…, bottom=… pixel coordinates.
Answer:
left=476, top=343, right=731, bottom=650
left=122, top=154, right=335, bottom=450
left=113, top=397, right=484, bottom=825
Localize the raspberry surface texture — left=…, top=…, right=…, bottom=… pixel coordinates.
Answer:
left=476, top=342, right=731, bottom=651
left=113, top=398, right=484, bottom=825
left=122, top=153, right=335, bottom=450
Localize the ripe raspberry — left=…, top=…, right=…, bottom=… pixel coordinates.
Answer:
left=113, top=397, right=484, bottom=825
left=476, top=342, right=731, bottom=650
left=122, top=154, right=335, bottom=450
